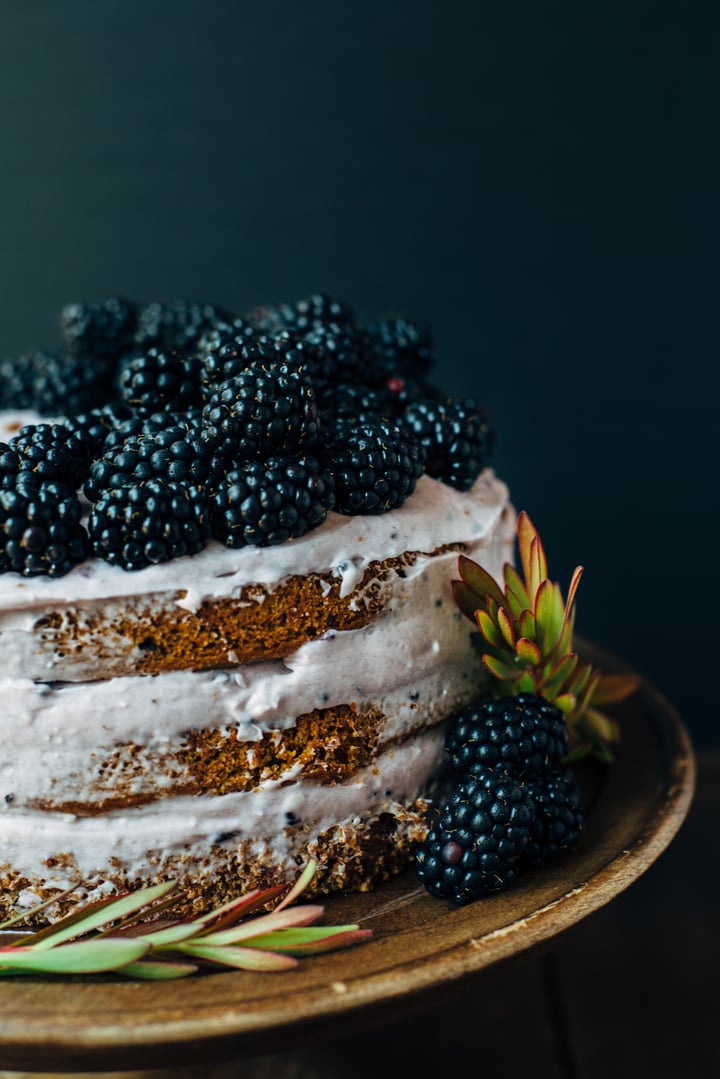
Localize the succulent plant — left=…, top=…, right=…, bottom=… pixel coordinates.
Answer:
left=452, top=511, right=638, bottom=761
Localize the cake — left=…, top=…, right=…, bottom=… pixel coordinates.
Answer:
left=0, top=296, right=514, bottom=920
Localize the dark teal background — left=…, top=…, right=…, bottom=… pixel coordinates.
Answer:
left=0, top=2, right=717, bottom=744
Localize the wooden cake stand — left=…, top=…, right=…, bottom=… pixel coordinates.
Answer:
left=0, top=641, right=695, bottom=1077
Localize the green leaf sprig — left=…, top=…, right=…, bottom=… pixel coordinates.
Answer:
left=453, top=510, right=639, bottom=761
left=0, top=861, right=371, bottom=979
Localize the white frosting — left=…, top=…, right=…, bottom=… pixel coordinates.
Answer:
left=0, top=731, right=445, bottom=895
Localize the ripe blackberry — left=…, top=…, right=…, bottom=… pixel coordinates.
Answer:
left=60, top=298, right=137, bottom=359
left=248, top=293, right=355, bottom=334
left=61, top=402, right=134, bottom=458
left=445, top=695, right=569, bottom=779
left=118, top=348, right=202, bottom=415
left=197, top=319, right=259, bottom=397
left=402, top=396, right=494, bottom=491
left=298, top=323, right=367, bottom=387
left=318, top=383, right=395, bottom=426
left=88, top=478, right=210, bottom=571
left=134, top=300, right=236, bottom=354
left=0, top=477, right=87, bottom=577
left=415, top=768, right=535, bottom=904
left=210, top=452, right=335, bottom=548
left=84, top=422, right=220, bottom=503
left=101, top=407, right=203, bottom=453
left=0, top=351, right=114, bottom=416
left=364, top=316, right=434, bottom=377
left=199, top=336, right=269, bottom=401
left=196, top=317, right=257, bottom=363
left=202, top=360, right=320, bottom=460
left=322, top=420, right=425, bottom=515
left=5, top=423, right=93, bottom=489
left=524, top=769, right=585, bottom=866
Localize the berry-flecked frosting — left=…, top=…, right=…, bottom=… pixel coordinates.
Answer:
left=0, top=293, right=495, bottom=578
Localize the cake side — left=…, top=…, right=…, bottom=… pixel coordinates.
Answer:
left=0, top=471, right=514, bottom=918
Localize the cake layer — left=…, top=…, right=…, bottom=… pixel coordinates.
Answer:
left=0, top=538, right=487, bottom=809
left=0, top=471, right=512, bottom=681
left=0, top=731, right=445, bottom=919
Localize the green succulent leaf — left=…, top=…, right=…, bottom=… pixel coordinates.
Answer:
left=503, top=563, right=531, bottom=610
left=476, top=609, right=506, bottom=650
left=516, top=671, right=538, bottom=694
left=451, top=579, right=483, bottom=624
left=518, top=512, right=548, bottom=597
left=515, top=637, right=542, bottom=667
left=178, top=943, right=298, bottom=971
left=236, top=926, right=372, bottom=956
left=497, top=606, right=516, bottom=648
left=483, top=654, right=522, bottom=682
left=534, top=579, right=565, bottom=653
left=0, top=938, right=149, bottom=975
left=567, top=660, right=594, bottom=700
left=28, top=883, right=178, bottom=952
left=553, top=692, right=577, bottom=715
left=195, top=905, right=325, bottom=948
left=457, top=555, right=508, bottom=612
left=120, top=960, right=199, bottom=980
left=518, top=608, right=536, bottom=641
left=543, top=652, right=579, bottom=697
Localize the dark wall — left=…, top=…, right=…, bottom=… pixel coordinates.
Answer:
left=0, top=2, right=717, bottom=745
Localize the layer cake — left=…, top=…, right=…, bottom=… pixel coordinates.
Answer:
left=0, top=465, right=513, bottom=919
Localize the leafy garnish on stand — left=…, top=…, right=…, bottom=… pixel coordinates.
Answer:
left=0, top=861, right=371, bottom=979
left=452, top=511, right=639, bottom=761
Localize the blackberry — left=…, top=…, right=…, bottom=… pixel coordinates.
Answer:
left=364, top=316, right=434, bottom=378
left=524, top=769, right=585, bottom=866
left=415, top=768, right=535, bottom=904
left=0, top=351, right=114, bottom=416
left=402, top=396, right=494, bottom=491
left=202, top=360, right=320, bottom=460
left=101, top=407, right=203, bottom=453
left=118, top=348, right=201, bottom=415
left=61, top=402, right=134, bottom=458
left=84, top=422, right=220, bottom=503
left=197, top=319, right=259, bottom=397
left=322, top=420, right=425, bottom=515
left=0, top=477, right=87, bottom=577
left=210, top=452, right=335, bottom=548
left=248, top=293, right=355, bottom=334
left=199, top=336, right=265, bottom=401
left=88, top=478, right=210, bottom=571
left=196, top=317, right=257, bottom=364
left=60, top=298, right=137, bottom=359
left=445, top=695, right=569, bottom=779
left=298, top=323, right=367, bottom=387
left=134, top=300, right=236, bottom=354
left=5, top=424, right=93, bottom=489
left=317, top=382, right=395, bottom=426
